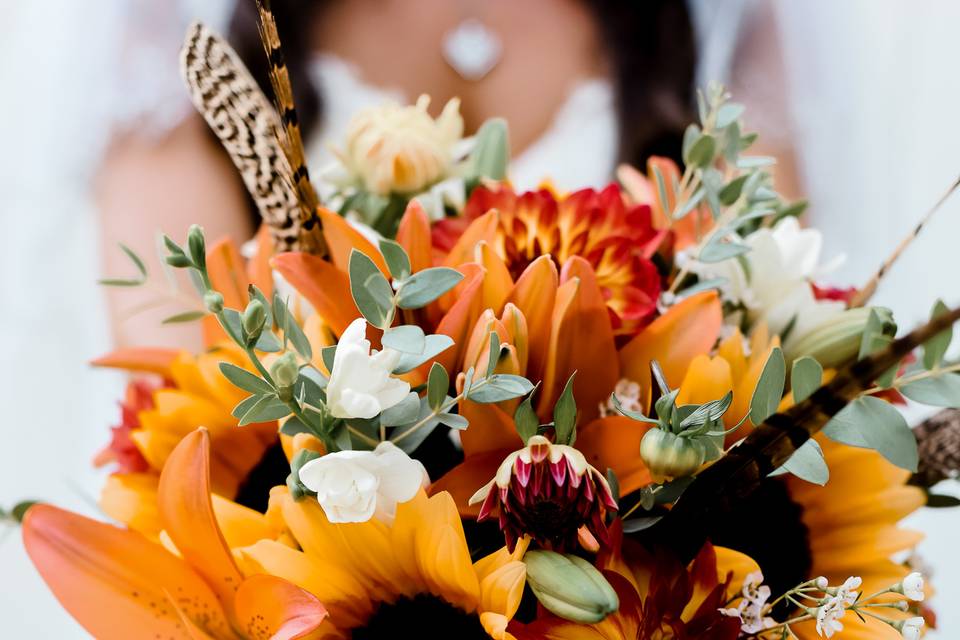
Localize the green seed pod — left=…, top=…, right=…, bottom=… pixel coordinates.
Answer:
left=523, top=550, right=619, bottom=624
left=204, top=291, right=225, bottom=314
left=639, top=429, right=706, bottom=479
left=270, top=352, right=300, bottom=389
left=242, top=299, right=267, bottom=338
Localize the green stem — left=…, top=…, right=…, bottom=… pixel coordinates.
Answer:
left=390, top=376, right=494, bottom=446
left=862, top=362, right=960, bottom=396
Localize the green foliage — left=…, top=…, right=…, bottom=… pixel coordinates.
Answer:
left=98, top=243, right=148, bottom=287
left=379, top=238, right=412, bottom=281
left=749, top=347, right=786, bottom=424
left=824, top=396, right=918, bottom=472
left=790, top=356, right=823, bottom=404
left=468, top=118, right=510, bottom=181
left=923, top=299, right=953, bottom=370
left=396, top=267, right=463, bottom=309
left=769, top=438, right=828, bottom=485
left=900, top=374, right=960, bottom=407
left=427, top=362, right=449, bottom=410
left=514, top=384, right=541, bottom=444
left=553, top=373, right=578, bottom=445
left=348, top=250, right=395, bottom=329
left=466, top=374, right=535, bottom=404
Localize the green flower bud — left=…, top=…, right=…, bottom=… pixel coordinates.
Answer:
left=204, top=291, right=225, bottom=314
left=242, top=299, right=267, bottom=339
left=187, top=224, right=206, bottom=269
left=165, top=253, right=193, bottom=269
left=783, top=307, right=874, bottom=369
left=639, top=428, right=706, bottom=479
left=271, top=352, right=300, bottom=389
left=523, top=550, right=619, bottom=624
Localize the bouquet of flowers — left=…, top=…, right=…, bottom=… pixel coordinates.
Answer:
left=16, top=6, right=960, bottom=640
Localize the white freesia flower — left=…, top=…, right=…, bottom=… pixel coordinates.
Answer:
left=834, top=576, right=862, bottom=605
left=298, top=441, right=429, bottom=524
left=336, top=95, right=464, bottom=195
left=690, top=217, right=845, bottom=336
left=326, top=318, right=410, bottom=419
left=899, top=572, right=925, bottom=601
left=898, top=616, right=924, bottom=640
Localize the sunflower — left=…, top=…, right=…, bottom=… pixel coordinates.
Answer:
left=236, top=436, right=528, bottom=639
left=783, top=437, right=926, bottom=639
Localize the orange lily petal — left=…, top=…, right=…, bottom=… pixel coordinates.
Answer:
left=506, top=255, right=558, bottom=384
left=91, top=347, right=180, bottom=378
left=396, top=200, right=434, bottom=274
left=158, top=428, right=243, bottom=614
left=576, top=416, right=653, bottom=495
left=676, top=354, right=733, bottom=407
left=318, top=206, right=388, bottom=274
left=271, top=252, right=358, bottom=336
left=203, top=238, right=252, bottom=348
left=247, top=225, right=276, bottom=298
left=432, top=450, right=512, bottom=517
left=234, top=575, right=328, bottom=640
left=618, top=291, right=722, bottom=411
left=475, top=241, right=514, bottom=313
left=538, top=258, right=619, bottom=421
left=459, top=400, right=521, bottom=458
left=443, top=210, right=500, bottom=269
left=433, top=267, right=485, bottom=373
left=22, top=504, right=231, bottom=639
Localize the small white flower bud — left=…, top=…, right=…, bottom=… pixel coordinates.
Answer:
left=815, top=576, right=829, bottom=590
left=893, top=616, right=924, bottom=640
left=896, top=572, right=925, bottom=601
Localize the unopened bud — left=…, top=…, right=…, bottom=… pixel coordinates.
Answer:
left=524, top=550, right=619, bottom=624
left=242, top=299, right=267, bottom=339
left=784, top=307, right=879, bottom=369
left=204, top=291, right=224, bottom=314
left=187, top=224, right=206, bottom=270
left=639, top=428, right=706, bottom=479
left=270, top=352, right=300, bottom=389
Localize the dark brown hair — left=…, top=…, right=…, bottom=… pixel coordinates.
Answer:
left=228, top=0, right=696, bottom=170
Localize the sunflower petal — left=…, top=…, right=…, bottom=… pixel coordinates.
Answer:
left=234, top=575, right=328, bottom=640
left=22, top=504, right=231, bottom=639
left=432, top=450, right=512, bottom=517
left=91, top=347, right=180, bottom=378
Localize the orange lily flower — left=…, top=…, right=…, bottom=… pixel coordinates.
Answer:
left=23, top=429, right=328, bottom=639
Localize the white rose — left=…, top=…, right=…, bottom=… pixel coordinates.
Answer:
left=899, top=616, right=924, bottom=640
left=690, top=217, right=845, bottom=335
left=298, top=441, right=429, bottom=524
left=326, top=318, right=410, bottom=419
left=339, top=95, right=464, bottom=195
left=900, top=572, right=925, bottom=601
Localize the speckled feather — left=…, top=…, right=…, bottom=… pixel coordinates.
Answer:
left=179, top=21, right=325, bottom=255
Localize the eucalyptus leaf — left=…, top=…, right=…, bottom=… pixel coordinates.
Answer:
left=161, top=310, right=208, bottom=324
left=699, top=238, right=750, bottom=263
left=900, top=374, right=960, bottom=408
left=791, top=356, right=823, bottom=404
left=715, top=102, right=745, bottom=128
left=396, top=267, right=463, bottom=309
left=553, top=373, right=578, bottom=445
left=348, top=249, right=395, bottom=329
left=823, top=396, right=918, bottom=471
left=682, top=124, right=701, bottom=159
left=673, top=187, right=705, bottom=220
left=468, top=118, right=510, bottom=181
left=379, top=239, right=412, bottom=281
left=235, top=394, right=291, bottom=426
left=750, top=347, right=785, bottom=424
left=219, top=362, right=274, bottom=394
left=438, top=413, right=469, bottom=430
left=393, top=334, right=455, bottom=374
left=923, top=300, right=953, bottom=370
left=651, top=164, right=669, bottom=214
left=380, top=392, right=422, bottom=426
left=321, top=345, right=337, bottom=373
left=427, top=362, right=449, bottom=410
left=391, top=397, right=442, bottom=453
left=718, top=175, right=748, bottom=206
left=279, top=416, right=313, bottom=437
left=468, top=374, right=534, bottom=404
left=769, top=438, right=828, bottom=485
left=622, top=516, right=663, bottom=533
left=273, top=294, right=313, bottom=360
left=255, top=331, right=283, bottom=353
left=486, top=332, right=502, bottom=377
left=247, top=285, right=275, bottom=330
left=382, top=325, right=427, bottom=354
left=685, top=133, right=716, bottom=168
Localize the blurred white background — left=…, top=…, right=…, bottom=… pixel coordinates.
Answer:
left=1, top=1, right=959, bottom=637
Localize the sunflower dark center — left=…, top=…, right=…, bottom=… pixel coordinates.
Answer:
left=706, top=478, right=812, bottom=605
left=351, top=594, right=488, bottom=639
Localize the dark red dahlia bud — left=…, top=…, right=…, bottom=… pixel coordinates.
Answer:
left=469, top=436, right=618, bottom=552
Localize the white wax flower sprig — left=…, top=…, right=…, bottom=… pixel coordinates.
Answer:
left=298, top=441, right=429, bottom=524
left=325, top=318, right=410, bottom=419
